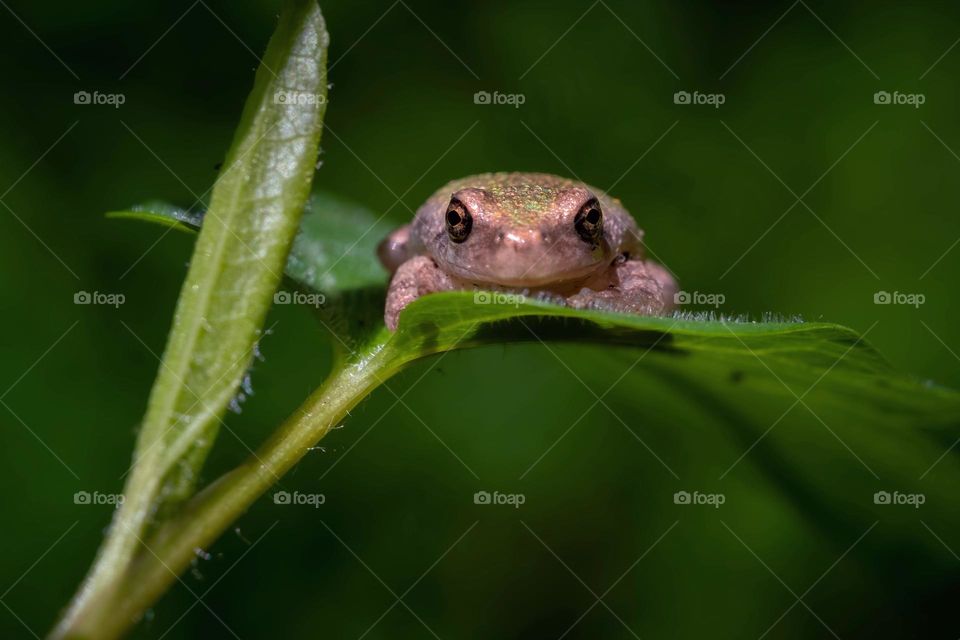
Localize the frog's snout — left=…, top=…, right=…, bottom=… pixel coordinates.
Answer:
left=498, top=228, right=543, bottom=250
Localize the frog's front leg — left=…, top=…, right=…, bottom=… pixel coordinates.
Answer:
left=567, top=258, right=677, bottom=316
left=384, top=255, right=456, bottom=330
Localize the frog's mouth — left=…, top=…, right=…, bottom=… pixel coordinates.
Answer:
left=445, top=260, right=608, bottom=291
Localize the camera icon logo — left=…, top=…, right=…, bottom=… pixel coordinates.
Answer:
left=473, top=290, right=491, bottom=305
left=673, top=490, right=691, bottom=505
left=74, top=91, right=91, bottom=105
left=274, top=291, right=292, bottom=304
left=873, top=490, right=891, bottom=505
left=474, top=490, right=491, bottom=505
left=673, top=91, right=691, bottom=105
left=873, top=291, right=891, bottom=304
left=273, top=490, right=291, bottom=504
left=473, top=91, right=491, bottom=105
left=673, top=291, right=691, bottom=304
left=74, top=291, right=91, bottom=304
left=74, top=491, right=91, bottom=504
left=873, top=91, right=891, bottom=105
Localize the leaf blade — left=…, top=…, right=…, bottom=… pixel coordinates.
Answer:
left=53, top=3, right=329, bottom=637
left=145, top=0, right=329, bottom=491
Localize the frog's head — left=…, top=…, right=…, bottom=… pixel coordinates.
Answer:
left=416, top=173, right=635, bottom=288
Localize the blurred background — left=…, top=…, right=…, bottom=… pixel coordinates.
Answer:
left=2, top=0, right=960, bottom=637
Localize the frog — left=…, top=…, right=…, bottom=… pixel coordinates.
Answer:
left=377, top=172, right=677, bottom=331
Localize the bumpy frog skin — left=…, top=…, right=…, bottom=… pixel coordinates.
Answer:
left=378, top=172, right=677, bottom=331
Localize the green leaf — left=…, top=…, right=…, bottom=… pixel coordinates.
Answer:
left=100, top=292, right=960, bottom=637
left=106, top=201, right=202, bottom=233
left=286, top=192, right=392, bottom=294
left=133, top=0, right=330, bottom=501
left=110, top=192, right=392, bottom=357
left=53, top=2, right=329, bottom=638
left=388, top=295, right=959, bottom=423
left=110, top=191, right=391, bottom=296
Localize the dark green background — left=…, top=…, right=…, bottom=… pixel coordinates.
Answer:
left=2, top=1, right=959, bottom=638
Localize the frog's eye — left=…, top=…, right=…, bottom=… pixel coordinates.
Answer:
left=445, top=198, right=473, bottom=243
left=574, top=199, right=603, bottom=244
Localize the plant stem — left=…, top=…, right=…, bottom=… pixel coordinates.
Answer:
left=52, top=341, right=403, bottom=639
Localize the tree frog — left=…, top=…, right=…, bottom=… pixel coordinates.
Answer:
left=378, top=172, right=677, bottom=330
